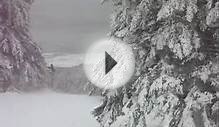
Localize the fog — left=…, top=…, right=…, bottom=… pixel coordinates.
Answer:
left=31, top=0, right=111, bottom=53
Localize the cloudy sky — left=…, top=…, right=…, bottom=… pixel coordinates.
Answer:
left=31, top=0, right=111, bottom=54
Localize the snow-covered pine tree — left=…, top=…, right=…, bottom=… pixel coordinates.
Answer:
left=0, top=0, right=46, bottom=92
left=93, top=0, right=219, bottom=127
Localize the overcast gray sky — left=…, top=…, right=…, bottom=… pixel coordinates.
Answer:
left=31, top=0, right=111, bottom=53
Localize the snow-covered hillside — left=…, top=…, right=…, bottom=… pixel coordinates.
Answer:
left=44, top=53, right=84, bottom=67
left=0, top=91, right=101, bottom=127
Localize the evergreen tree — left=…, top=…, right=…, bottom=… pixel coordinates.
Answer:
left=93, top=0, right=219, bottom=127
left=0, top=0, right=46, bottom=92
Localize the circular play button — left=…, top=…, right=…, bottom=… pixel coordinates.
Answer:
left=83, top=38, right=135, bottom=89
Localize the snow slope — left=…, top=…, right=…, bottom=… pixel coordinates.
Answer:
left=43, top=53, right=84, bottom=67
left=0, top=92, right=100, bottom=127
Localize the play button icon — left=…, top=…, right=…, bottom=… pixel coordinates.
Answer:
left=83, top=38, right=135, bottom=89
left=105, top=52, right=117, bottom=74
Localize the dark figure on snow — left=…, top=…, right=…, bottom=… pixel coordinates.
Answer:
left=48, top=64, right=56, bottom=88
left=48, top=64, right=55, bottom=73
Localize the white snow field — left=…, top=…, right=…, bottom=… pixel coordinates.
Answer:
left=0, top=91, right=101, bottom=127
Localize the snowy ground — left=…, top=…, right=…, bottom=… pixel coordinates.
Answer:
left=0, top=91, right=101, bottom=127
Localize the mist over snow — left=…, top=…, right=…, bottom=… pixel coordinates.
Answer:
left=44, top=53, right=84, bottom=67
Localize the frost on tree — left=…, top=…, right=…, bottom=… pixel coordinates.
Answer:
left=0, top=0, right=46, bottom=91
left=93, top=0, right=219, bottom=127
